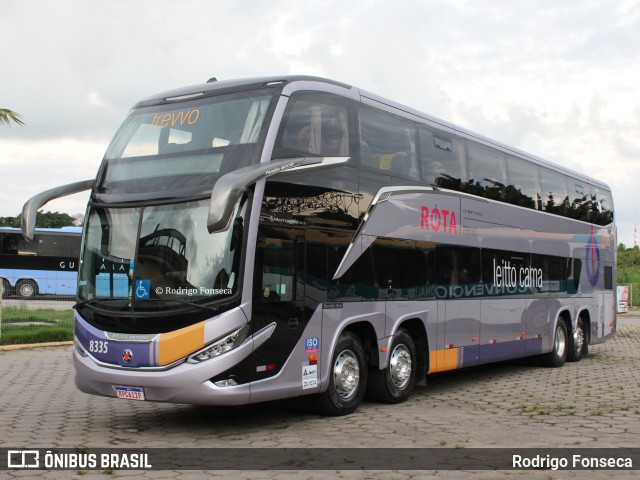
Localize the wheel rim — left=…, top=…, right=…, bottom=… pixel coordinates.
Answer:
left=333, top=349, right=360, bottom=401
left=555, top=324, right=567, bottom=358
left=20, top=283, right=34, bottom=297
left=389, top=344, right=412, bottom=389
left=574, top=322, right=585, bottom=354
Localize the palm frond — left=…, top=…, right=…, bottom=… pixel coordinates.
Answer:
left=0, top=108, right=25, bottom=127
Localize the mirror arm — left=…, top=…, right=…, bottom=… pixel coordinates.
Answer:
left=207, top=156, right=349, bottom=233
left=21, top=179, right=96, bottom=241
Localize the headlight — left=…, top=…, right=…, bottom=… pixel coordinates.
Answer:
left=187, top=324, right=250, bottom=363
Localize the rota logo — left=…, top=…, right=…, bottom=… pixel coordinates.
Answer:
left=420, top=206, right=458, bottom=233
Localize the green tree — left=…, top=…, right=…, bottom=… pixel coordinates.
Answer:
left=0, top=108, right=25, bottom=127
left=0, top=216, right=21, bottom=227
left=0, top=211, right=77, bottom=228
left=33, top=211, right=77, bottom=228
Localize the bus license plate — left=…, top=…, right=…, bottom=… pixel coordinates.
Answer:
left=114, top=385, right=145, bottom=401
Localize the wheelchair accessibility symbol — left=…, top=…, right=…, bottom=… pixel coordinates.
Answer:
left=135, top=279, right=151, bottom=299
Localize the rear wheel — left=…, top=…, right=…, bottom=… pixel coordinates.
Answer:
left=367, top=329, right=417, bottom=404
left=567, top=316, right=588, bottom=362
left=540, top=320, right=568, bottom=368
left=16, top=279, right=38, bottom=299
left=1, top=279, right=11, bottom=298
left=313, top=332, right=367, bottom=416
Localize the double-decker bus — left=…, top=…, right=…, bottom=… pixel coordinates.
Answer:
left=1, top=226, right=81, bottom=298
left=22, top=76, right=616, bottom=415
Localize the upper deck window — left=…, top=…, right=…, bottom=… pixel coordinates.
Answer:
left=99, top=90, right=276, bottom=194
left=359, top=107, right=418, bottom=179
left=274, top=92, right=351, bottom=158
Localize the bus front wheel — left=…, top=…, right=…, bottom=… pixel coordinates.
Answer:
left=366, top=329, right=417, bottom=404
left=313, top=332, right=367, bottom=416
left=17, top=280, right=38, bottom=299
left=540, top=320, right=568, bottom=368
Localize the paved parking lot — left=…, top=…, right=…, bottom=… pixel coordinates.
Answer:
left=1, top=316, right=639, bottom=479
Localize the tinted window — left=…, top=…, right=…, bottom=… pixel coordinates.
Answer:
left=592, top=187, right=614, bottom=225
left=567, top=181, right=590, bottom=220
left=275, top=93, right=351, bottom=158
left=372, top=239, right=421, bottom=299
left=419, top=128, right=461, bottom=190
left=466, top=142, right=506, bottom=200
left=436, top=246, right=481, bottom=285
left=540, top=169, right=569, bottom=215
left=604, top=266, right=613, bottom=290
left=506, top=156, right=538, bottom=209
left=359, top=107, right=418, bottom=179
left=0, top=232, right=36, bottom=256
left=258, top=235, right=296, bottom=303
left=36, top=234, right=81, bottom=257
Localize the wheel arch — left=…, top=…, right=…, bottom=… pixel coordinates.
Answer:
left=341, top=321, right=379, bottom=370
left=394, top=318, right=428, bottom=387
left=576, top=307, right=592, bottom=344
left=552, top=307, right=572, bottom=335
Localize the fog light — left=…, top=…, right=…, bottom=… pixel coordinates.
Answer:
left=214, top=378, right=238, bottom=387
left=187, top=324, right=250, bottom=363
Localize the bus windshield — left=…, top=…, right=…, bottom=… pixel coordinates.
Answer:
left=99, top=90, right=275, bottom=194
left=78, top=197, right=247, bottom=312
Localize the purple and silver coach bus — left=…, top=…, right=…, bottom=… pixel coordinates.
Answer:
left=22, top=76, right=615, bottom=415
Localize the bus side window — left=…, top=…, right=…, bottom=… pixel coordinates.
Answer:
left=568, top=181, right=589, bottom=221
left=415, top=241, right=436, bottom=299
left=358, top=107, right=418, bottom=179
left=458, top=247, right=481, bottom=284
left=258, top=236, right=295, bottom=302
left=592, top=188, right=614, bottom=226
left=274, top=93, right=350, bottom=158
left=466, top=142, right=506, bottom=201
left=540, top=168, right=569, bottom=216
left=418, top=128, right=460, bottom=190
left=505, top=155, right=538, bottom=209
left=436, top=246, right=457, bottom=286
left=371, top=239, right=418, bottom=299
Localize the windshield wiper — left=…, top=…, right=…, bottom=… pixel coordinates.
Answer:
left=75, top=297, right=220, bottom=314
left=74, top=298, right=129, bottom=309
left=142, top=298, right=220, bottom=314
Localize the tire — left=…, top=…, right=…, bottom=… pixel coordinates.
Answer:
left=313, top=332, right=367, bottom=416
left=17, top=279, right=38, bottom=299
left=540, top=320, right=568, bottom=368
left=367, top=329, right=417, bottom=404
left=1, top=279, right=11, bottom=298
left=567, top=316, right=588, bottom=362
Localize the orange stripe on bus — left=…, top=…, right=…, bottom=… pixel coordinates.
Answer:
left=429, top=348, right=459, bottom=373
left=158, top=322, right=205, bottom=365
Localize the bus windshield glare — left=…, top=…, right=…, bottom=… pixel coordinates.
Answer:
left=78, top=197, right=246, bottom=311
left=99, top=90, right=275, bottom=193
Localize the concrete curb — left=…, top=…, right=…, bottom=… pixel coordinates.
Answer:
left=0, top=341, right=73, bottom=351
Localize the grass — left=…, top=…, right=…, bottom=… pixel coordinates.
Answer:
left=0, top=306, right=74, bottom=345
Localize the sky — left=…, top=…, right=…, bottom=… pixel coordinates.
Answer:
left=1, top=0, right=639, bottom=245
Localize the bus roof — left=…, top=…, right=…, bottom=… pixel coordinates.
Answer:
left=132, top=75, right=611, bottom=192
left=134, top=75, right=353, bottom=108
